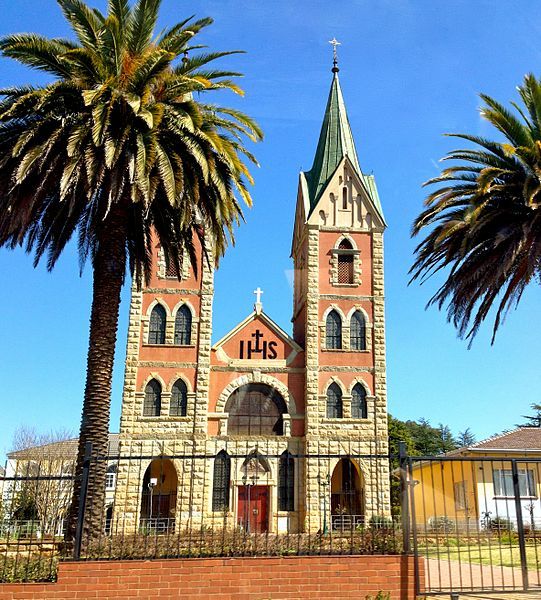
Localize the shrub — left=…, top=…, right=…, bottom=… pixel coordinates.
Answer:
left=427, top=516, right=455, bottom=533
left=369, top=515, right=394, bottom=530
left=489, top=517, right=513, bottom=532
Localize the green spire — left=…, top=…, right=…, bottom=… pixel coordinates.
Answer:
left=303, top=71, right=385, bottom=223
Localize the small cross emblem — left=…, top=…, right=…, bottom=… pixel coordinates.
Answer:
left=253, top=287, right=264, bottom=314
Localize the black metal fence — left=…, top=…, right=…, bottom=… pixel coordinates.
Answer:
left=404, top=453, right=541, bottom=596
left=3, top=444, right=541, bottom=597
left=1, top=440, right=398, bottom=583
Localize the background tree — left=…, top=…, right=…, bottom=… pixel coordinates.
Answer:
left=411, top=74, right=541, bottom=345
left=457, top=427, right=476, bottom=447
left=6, top=427, right=74, bottom=536
left=518, top=403, right=541, bottom=427
left=0, top=0, right=261, bottom=541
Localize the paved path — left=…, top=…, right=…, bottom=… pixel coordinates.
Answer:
left=425, top=558, right=541, bottom=595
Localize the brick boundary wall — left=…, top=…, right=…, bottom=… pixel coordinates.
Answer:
left=0, top=555, right=423, bottom=600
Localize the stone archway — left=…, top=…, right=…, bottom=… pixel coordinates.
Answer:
left=140, top=459, right=178, bottom=533
left=330, top=458, right=365, bottom=530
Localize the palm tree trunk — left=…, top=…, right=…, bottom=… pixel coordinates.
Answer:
left=66, top=202, right=127, bottom=549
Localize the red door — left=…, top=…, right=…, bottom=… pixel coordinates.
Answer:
left=237, top=486, right=269, bottom=533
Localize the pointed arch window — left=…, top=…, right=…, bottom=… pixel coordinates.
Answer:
left=337, top=238, right=354, bottom=284
left=342, top=186, right=348, bottom=209
left=212, top=450, right=231, bottom=511
left=278, top=451, right=295, bottom=511
left=174, top=304, right=192, bottom=345
left=351, top=383, right=368, bottom=419
left=143, top=379, right=161, bottom=416
left=148, top=305, right=166, bottom=344
left=326, top=382, right=343, bottom=418
left=170, top=379, right=188, bottom=417
left=350, top=311, right=367, bottom=351
left=326, top=310, right=342, bottom=349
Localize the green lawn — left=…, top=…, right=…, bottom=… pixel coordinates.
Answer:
left=424, top=544, right=541, bottom=570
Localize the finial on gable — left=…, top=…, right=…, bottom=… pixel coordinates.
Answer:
left=253, top=287, right=264, bottom=315
left=329, top=37, right=341, bottom=73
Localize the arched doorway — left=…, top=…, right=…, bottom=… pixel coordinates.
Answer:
left=330, top=458, right=364, bottom=530
left=140, top=459, right=178, bottom=533
left=237, top=452, right=271, bottom=533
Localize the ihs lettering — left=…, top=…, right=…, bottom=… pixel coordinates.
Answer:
left=239, top=329, right=278, bottom=360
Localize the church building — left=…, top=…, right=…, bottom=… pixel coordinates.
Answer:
left=115, top=58, right=390, bottom=535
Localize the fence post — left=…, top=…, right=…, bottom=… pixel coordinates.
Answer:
left=399, top=441, right=411, bottom=553
left=73, top=441, right=92, bottom=560
left=511, top=459, right=529, bottom=591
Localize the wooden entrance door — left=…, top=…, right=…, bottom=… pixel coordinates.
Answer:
left=237, top=485, right=269, bottom=533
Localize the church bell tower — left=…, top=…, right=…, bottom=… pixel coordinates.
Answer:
left=292, top=47, right=390, bottom=521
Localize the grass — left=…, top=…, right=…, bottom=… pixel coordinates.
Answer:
left=424, top=543, right=541, bottom=570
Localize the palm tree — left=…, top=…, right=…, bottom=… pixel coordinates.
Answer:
left=411, top=73, right=541, bottom=344
left=0, top=0, right=262, bottom=542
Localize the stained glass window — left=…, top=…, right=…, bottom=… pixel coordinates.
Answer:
left=212, top=450, right=231, bottom=511
left=225, top=384, right=287, bottom=436
left=326, top=310, right=342, bottom=349
left=143, top=379, right=161, bottom=416
left=278, top=451, right=295, bottom=511
left=148, top=304, right=166, bottom=344
left=351, top=383, right=367, bottom=419
left=350, top=311, right=366, bottom=351
left=326, top=382, right=343, bottom=418
left=170, top=379, right=188, bottom=417
left=174, top=305, right=192, bottom=345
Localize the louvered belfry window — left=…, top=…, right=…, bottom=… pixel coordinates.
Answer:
left=212, top=450, right=231, bottom=511
left=326, top=310, right=342, bottom=349
left=337, top=238, right=354, bottom=284
left=278, top=451, right=295, bottom=511
left=351, top=383, right=368, bottom=419
left=225, top=384, right=288, bottom=436
left=174, top=305, right=192, bottom=345
left=143, top=379, right=162, bottom=416
left=170, top=379, right=188, bottom=417
left=164, top=252, right=180, bottom=278
left=326, top=382, right=343, bottom=418
left=148, top=304, right=166, bottom=344
left=350, top=311, right=367, bottom=351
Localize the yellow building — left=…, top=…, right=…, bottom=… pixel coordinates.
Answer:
left=410, top=427, right=541, bottom=532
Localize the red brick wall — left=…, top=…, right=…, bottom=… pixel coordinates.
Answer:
left=0, top=555, right=422, bottom=600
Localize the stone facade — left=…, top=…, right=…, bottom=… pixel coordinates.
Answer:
left=115, top=68, right=390, bottom=535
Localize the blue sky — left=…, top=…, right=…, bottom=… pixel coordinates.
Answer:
left=1, top=0, right=541, bottom=457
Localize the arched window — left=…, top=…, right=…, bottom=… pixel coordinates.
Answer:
left=225, top=383, right=288, bottom=436
left=148, top=304, right=166, bottom=344
left=342, top=186, right=348, bottom=209
left=212, top=450, right=231, bottom=511
left=170, top=379, right=188, bottom=416
left=326, top=382, right=343, bottom=418
left=278, top=451, right=295, bottom=511
left=351, top=383, right=368, bottom=419
left=337, top=238, right=354, bottom=284
left=326, top=310, right=342, bottom=349
left=174, top=305, right=192, bottom=345
left=350, top=311, right=367, bottom=351
left=143, top=379, right=161, bottom=416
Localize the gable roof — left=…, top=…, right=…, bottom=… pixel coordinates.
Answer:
left=7, top=433, right=120, bottom=460
left=302, top=71, right=385, bottom=223
left=212, top=309, right=303, bottom=353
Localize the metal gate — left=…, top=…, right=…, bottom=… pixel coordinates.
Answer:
left=402, top=449, right=541, bottom=596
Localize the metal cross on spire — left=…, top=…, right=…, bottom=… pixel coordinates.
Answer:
left=329, top=37, right=341, bottom=73
left=253, top=287, right=264, bottom=314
